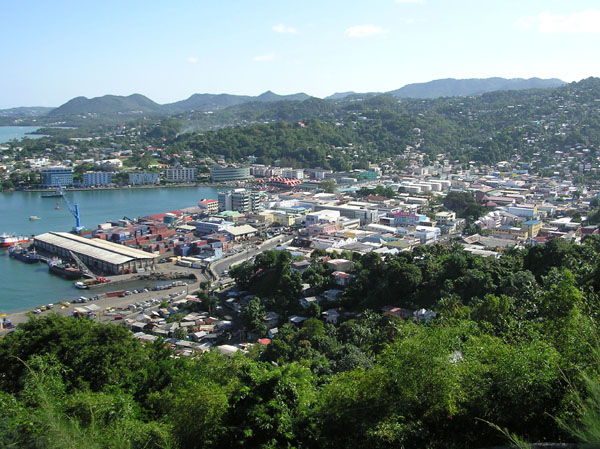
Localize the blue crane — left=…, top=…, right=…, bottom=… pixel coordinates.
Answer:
left=56, top=181, right=83, bottom=233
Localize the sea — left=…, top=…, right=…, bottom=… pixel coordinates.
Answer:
left=0, top=126, right=45, bottom=143
left=0, top=187, right=220, bottom=313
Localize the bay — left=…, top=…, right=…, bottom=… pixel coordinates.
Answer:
left=0, top=186, right=220, bottom=313
left=0, top=126, right=45, bottom=143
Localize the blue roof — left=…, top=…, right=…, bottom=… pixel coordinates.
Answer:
left=522, top=220, right=542, bottom=225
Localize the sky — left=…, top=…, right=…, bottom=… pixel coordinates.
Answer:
left=2, top=0, right=600, bottom=109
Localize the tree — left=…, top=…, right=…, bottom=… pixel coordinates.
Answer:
left=241, top=297, right=267, bottom=337
left=174, top=326, right=188, bottom=340
left=319, top=179, right=337, bottom=193
left=443, top=191, right=486, bottom=220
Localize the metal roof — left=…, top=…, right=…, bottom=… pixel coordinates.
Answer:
left=35, top=231, right=158, bottom=265
left=224, top=225, right=258, bottom=236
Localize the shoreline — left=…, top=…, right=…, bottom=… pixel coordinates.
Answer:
left=1, top=182, right=247, bottom=194
left=25, top=183, right=229, bottom=192
left=0, top=265, right=207, bottom=334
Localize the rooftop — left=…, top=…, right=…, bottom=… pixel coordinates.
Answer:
left=35, top=231, right=158, bottom=265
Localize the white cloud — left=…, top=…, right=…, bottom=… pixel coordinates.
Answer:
left=517, top=9, right=600, bottom=34
left=396, top=0, right=424, bottom=3
left=253, top=53, right=275, bottom=62
left=272, top=23, right=298, bottom=34
left=186, top=56, right=198, bottom=64
left=344, top=24, right=389, bottom=38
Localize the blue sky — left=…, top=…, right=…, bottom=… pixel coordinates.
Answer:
left=2, top=0, right=600, bottom=108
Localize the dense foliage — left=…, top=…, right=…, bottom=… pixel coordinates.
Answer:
left=2, top=238, right=600, bottom=448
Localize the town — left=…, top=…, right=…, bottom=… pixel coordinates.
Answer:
left=3, top=141, right=599, bottom=361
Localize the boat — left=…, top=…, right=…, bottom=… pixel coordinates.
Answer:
left=74, top=277, right=111, bottom=289
left=48, top=259, right=83, bottom=280
left=0, top=234, right=30, bottom=248
left=29, top=216, right=41, bottom=221
left=42, top=190, right=63, bottom=198
left=8, top=245, right=40, bottom=264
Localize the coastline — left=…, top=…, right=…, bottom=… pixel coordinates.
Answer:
left=3, top=181, right=242, bottom=193
left=0, top=264, right=207, bottom=335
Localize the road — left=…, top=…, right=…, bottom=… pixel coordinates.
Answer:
left=211, top=236, right=294, bottom=278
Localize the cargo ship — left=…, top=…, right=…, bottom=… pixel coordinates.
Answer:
left=8, top=245, right=40, bottom=264
left=0, top=234, right=30, bottom=247
left=48, top=259, right=83, bottom=280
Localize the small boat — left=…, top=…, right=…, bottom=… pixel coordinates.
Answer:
left=74, top=277, right=111, bottom=289
left=48, top=259, right=83, bottom=280
left=42, top=190, right=63, bottom=198
left=29, top=216, right=41, bottom=221
left=8, top=245, right=40, bottom=264
left=0, top=233, right=30, bottom=248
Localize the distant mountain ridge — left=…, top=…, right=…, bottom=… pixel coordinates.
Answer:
left=49, top=91, right=312, bottom=116
left=0, top=106, right=55, bottom=117
left=10, top=77, right=567, bottom=118
left=49, top=94, right=163, bottom=116
left=387, top=77, right=566, bottom=99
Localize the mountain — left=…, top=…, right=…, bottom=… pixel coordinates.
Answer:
left=387, top=77, right=566, bottom=99
left=50, top=91, right=313, bottom=117
left=255, top=90, right=310, bottom=102
left=163, top=93, right=253, bottom=113
left=49, top=93, right=163, bottom=116
left=325, top=91, right=358, bottom=100
left=0, top=106, right=54, bottom=117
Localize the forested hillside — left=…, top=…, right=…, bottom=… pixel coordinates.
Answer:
left=2, top=237, right=600, bottom=448
left=158, top=77, right=600, bottom=170
left=5, top=78, right=600, bottom=181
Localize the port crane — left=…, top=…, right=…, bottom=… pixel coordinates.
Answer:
left=56, top=181, right=83, bottom=233
left=69, top=251, right=96, bottom=280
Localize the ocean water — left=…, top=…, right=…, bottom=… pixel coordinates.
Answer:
left=0, top=126, right=44, bottom=143
left=0, top=186, right=220, bottom=312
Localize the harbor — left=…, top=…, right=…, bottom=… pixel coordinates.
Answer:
left=0, top=186, right=221, bottom=313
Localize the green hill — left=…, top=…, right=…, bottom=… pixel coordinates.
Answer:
left=387, top=77, right=565, bottom=98
left=49, top=93, right=163, bottom=116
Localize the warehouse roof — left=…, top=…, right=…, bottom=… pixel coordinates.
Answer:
left=224, top=225, right=257, bottom=236
left=35, top=232, right=158, bottom=265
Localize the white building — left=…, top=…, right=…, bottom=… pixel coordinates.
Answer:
left=282, top=168, right=304, bottom=180
left=128, top=172, right=160, bottom=185
left=165, top=167, right=197, bottom=182
left=83, top=171, right=113, bottom=187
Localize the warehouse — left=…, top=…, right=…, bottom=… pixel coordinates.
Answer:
left=34, top=231, right=158, bottom=275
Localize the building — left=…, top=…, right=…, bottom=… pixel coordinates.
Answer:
left=434, top=211, right=456, bottom=226
left=506, top=205, right=539, bottom=219
left=355, top=170, right=378, bottom=181
left=392, top=212, right=427, bottom=227
left=128, top=172, right=160, bottom=185
left=218, top=189, right=260, bottom=213
left=83, top=171, right=113, bottom=187
left=165, top=167, right=197, bottom=182
left=522, top=219, right=543, bottom=238
left=305, top=210, right=340, bottom=226
left=223, top=224, right=258, bottom=241
left=281, top=168, right=304, bottom=180
left=210, top=164, right=250, bottom=182
left=198, top=199, right=219, bottom=215
left=34, top=231, right=158, bottom=275
left=40, top=167, right=73, bottom=187
left=195, top=218, right=233, bottom=236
